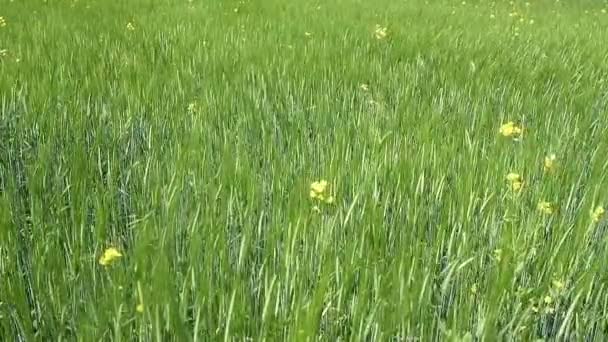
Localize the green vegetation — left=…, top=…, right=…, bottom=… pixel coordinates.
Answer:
left=1, top=0, right=608, bottom=340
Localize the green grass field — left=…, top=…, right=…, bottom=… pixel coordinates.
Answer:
left=2, top=0, right=608, bottom=340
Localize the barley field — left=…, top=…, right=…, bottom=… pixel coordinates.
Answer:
left=1, top=0, right=608, bottom=340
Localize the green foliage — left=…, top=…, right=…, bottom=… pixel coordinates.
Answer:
left=1, top=0, right=608, bottom=339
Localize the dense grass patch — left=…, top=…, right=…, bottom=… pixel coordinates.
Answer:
left=2, top=0, right=608, bottom=340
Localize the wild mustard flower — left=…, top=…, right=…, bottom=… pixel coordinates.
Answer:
left=591, top=206, right=605, bottom=223
left=374, top=25, right=388, bottom=40
left=0, top=16, right=6, bottom=27
left=543, top=154, right=557, bottom=173
left=537, top=201, right=554, bottom=215
left=310, top=180, right=334, bottom=204
left=499, top=121, right=523, bottom=138
left=552, top=279, right=565, bottom=291
left=99, top=247, right=122, bottom=266
left=506, top=173, right=524, bottom=192
left=126, top=22, right=135, bottom=31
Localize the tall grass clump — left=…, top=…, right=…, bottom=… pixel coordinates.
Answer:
left=1, top=0, right=608, bottom=340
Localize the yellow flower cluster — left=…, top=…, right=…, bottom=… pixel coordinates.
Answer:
left=543, top=153, right=557, bottom=173
left=537, top=201, right=555, bottom=215
left=499, top=121, right=523, bottom=139
left=126, top=22, right=135, bottom=31
left=591, top=206, right=605, bottom=223
left=0, top=16, right=6, bottom=27
left=309, top=180, right=335, bottom=204
left=506, top=173, right=524, bottom=192
left=531, top=278, right=565, bottom=315
left=374, top=25, right=388, bottom=40
left=500, top=123, right=605, bottom=222
left=99, top=247, right=122, bottom=266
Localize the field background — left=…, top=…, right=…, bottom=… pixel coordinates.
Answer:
left=2, top=0, right=608, bottom=340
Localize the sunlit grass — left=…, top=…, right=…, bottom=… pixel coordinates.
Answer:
left=1, top=0, right=608, bottom=340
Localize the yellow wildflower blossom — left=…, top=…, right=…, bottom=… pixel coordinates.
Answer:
left=0, top=16, right=6, bottom=27
left=126, top=22, right=135, bottom=31
left=506, top=173, right=524, bottom=192
left=591, top=206, right=605, bottom=223
left=499, top=121, right=523, bottom=138
left=99, top=247, right=123, bottom=266
left=374, top=25, right=388, bottom=40
left=544, top=154, right=557, bottom=173
left=537, top=201, right=555, bottom=215
left=552, top=279, right=565, bottom=291
left=309, top=180, right=335, bottom=204
left=506, top=173, right=521, bottom=182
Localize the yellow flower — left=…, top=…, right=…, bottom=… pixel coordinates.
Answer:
left=552, top=279, right=565, bottom=291
left=506, top=173, right=524, bottom=192
left=310, top=180, right=328, bottom=195
left=537, top=201, right=555, bottom=215
left=126, top=22, right=135, bottom=31
left=360, top=83, right=369, bottom=91
left=591, top=206, right=605, bottom=223
left=543, top=295, right=553, bottom=305
left=309, top=180, right=334, bottom=204
left=543, top=154, right=557, bottom=173
left=136, top=303, right=144, bottom=313
left=506, top=173, right=521, bottom=182
left=99, top=247, right=123, bottom=266
left=511, top=181, right=524, bottom=192
left=374, top=25, right=388, bottom=40
left=0, top=16, right=6, bottom=27
left=499, top=121, right=523, bottom=138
